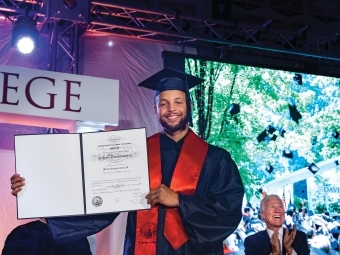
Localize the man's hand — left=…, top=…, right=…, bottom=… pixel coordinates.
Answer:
left=145, top=184, right=179, bottom=207
left=270, top=231, right=280, bottom=255
left=10, top=174, right=25, bottom=196
left=283, top=225, right=296, bottom=255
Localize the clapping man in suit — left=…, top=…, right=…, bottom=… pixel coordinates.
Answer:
left=244, top=194, right=310, bottom=255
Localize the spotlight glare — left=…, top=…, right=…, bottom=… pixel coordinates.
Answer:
left=17, top=37, right=35, bottom=54
left=11, top=16, right=39, bottom=54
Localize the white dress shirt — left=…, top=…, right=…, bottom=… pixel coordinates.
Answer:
left=267, top=227, right=297, bottom=255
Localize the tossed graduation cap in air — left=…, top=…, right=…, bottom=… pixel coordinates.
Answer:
left=265, top=164, right=274, bottom=174
left=266, top=125, right=276, bottom=134
left=308, top=163, right=320, bottom=174
left=138, top=68, right=204, bottom=126
left=288, top=104, right=302, bottom=124
left=257, top=130, right=268, bottom=143
left=227, top=103, right=240, bottom=116
left=279, top=127, right=286, bottom=137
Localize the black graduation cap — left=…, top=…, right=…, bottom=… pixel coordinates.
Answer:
left=138, top=68, right=204, bottom=92
left=279, top=128, right=286, bottom=137
left=227, top=103, right=240, bottom=116
left=138, top=68, right=204, bottom=126
left=266, top=125, right=276, bottom=134
left=282, top=149, right=293, bottom=158
left=270, top=134, right=277, bottom=141
left=265, top=164, right=274, bottom=174
left=288, top=104, right=302, bottom=124
left=308, top=163, right=320, bottom=174
left=257, top=130, right=268, bottom=143
left=293, top=74, right=302, bottom=85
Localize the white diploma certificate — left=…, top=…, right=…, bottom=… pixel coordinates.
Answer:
left=14, top=128, right=150, bottom=219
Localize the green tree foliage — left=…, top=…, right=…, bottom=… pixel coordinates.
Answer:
left=314, top=203, right=327, bottom=214
left=329, top=201, right=340, bottom=213
left=185, top=58, right=340, bottom=200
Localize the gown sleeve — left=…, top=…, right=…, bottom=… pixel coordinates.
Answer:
left=2, top=225, right=54, bottom=255
left=47, top=213, right=119, bottom=245
left=178, top=146, right=244, bottom=252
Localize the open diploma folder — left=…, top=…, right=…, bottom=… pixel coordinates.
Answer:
left=14, top=128, right=151, bottom=219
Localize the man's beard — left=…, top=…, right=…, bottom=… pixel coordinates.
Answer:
left=160, top=114, right=188, bottom=134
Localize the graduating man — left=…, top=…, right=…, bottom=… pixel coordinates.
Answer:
left=11, top=68, right=244, bottom=255
left=244, top=194, right=310, bottom=255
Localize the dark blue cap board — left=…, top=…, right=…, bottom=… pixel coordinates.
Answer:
left=138, top=68, right=204, bottom=126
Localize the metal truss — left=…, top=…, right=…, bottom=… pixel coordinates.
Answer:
left=3, top=1, right=340, bottom=71
left=0, top=0, right=82, bottom=74
left=0, top=0, right=43, bottom=20
left=89, top=2, right=340, bottom=66
left=48, top=20, right=83, bottom=74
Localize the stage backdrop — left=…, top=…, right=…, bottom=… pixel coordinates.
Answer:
left=0, top=18, right=196, bottom=254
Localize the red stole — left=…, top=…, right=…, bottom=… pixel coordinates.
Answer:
left=134, top=129, right=208, bottom=255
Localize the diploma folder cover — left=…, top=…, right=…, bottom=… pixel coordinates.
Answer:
left=14, top=128, right=150, bottom=219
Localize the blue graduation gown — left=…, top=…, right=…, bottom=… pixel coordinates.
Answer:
left=2, top=220, right=91, bottom=255
left=47, top=133, right=244, bottom=255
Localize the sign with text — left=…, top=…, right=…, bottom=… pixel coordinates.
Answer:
left=318, top=186, right=340, bottom=194
left=0, top=65, right=119, bottom=125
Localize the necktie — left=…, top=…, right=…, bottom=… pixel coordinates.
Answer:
left=278, top=234, right=282, bottom=255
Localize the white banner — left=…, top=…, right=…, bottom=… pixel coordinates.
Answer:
left=0, top=65, right=119, bottom=125
left=318, top=186, right=340, bottom=194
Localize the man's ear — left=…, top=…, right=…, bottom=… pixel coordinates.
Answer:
left=154, top=106, right=157, bottom=114
left=260, top=212, right=265, bottom=219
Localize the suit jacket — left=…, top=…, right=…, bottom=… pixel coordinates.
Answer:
left=244, top=229, right=310, bottom=255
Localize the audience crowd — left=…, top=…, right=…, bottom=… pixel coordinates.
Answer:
left=224, top=202, right=340, bottom=255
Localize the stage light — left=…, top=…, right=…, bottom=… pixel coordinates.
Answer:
left=11, top=16, right=39, bottom=54
left=181, top=19, right=190, bottom=32
left=282, top=149, right=293, bottom=158
left=293, top=73, right=302, bottom=85
left=308, top=163, right=320, bottom=174
left=172, top=5, right=182, bottom=18
left=227, top=103, right=240, bottom=116
left=265, top=164, right=273, bottom=174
